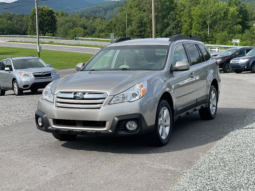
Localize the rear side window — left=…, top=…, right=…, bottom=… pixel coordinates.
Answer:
left=0, top=62, right=5, bottom=70
left=184, top=43, right=203, bottom=65
left=198, top=44, right=211, bottom=61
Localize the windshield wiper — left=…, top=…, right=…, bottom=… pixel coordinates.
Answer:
left=121, top=68, right=130, bottom=70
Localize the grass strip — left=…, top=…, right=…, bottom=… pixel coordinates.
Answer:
left=0, top=47, right=93, bottom=70
left=8, top=40, right=105, bottom=49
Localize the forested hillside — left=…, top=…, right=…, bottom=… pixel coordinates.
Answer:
left=75, top=1, right=125, bottom=19
left=2, top=0, right=255, bottom=46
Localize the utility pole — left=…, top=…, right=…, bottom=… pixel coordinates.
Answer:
left=35, top=0, right=40, bottom=58
left=152, top=0, right=156, bottom=38
left=126, top=12, right=127, bottom=37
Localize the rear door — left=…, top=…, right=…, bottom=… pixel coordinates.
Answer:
left=171, top=43, right=197, bottom=115
left=0, top=60, right=6, bottom=88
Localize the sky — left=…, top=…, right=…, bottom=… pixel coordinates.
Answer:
left=0, top=0, right=17, bottom=3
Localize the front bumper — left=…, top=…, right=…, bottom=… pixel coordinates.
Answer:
left=35, top=110, right=154, bottom=136
left=18, top=74, right=60, bottom=89
left=230, top=63, right=249, bottom=71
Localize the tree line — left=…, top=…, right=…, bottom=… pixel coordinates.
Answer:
left=1, top=0, right=255, bottom=45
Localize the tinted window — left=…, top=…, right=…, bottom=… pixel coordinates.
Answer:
left=218, top=49, right=237, bottom=57
left=246, top=49, right=255, bottom=56
left=172, top=44, right=188, bottom=67
left=198, top=44, right=211, bottom=61
left=83, top=45, right=169, bottom=71
left=0, top=62, right=5, bottom=70
left=237, top=49, right=246, bottom=56
left=245, top=49, right=252, bottom=55
left=184, top=43, right=203, bottom=65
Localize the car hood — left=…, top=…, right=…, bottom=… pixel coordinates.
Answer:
left=15, top=67, right=55, bottom=73
left=231, top=55, right=253, bottom=61
left=213, top=55, right=229, bottom=60
left=51, top=70, right=159, bottom=95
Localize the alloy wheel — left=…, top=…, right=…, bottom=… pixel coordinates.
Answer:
left=158, top=107, right=171, bottom=140
left=210, top=89, right=217, bottom=115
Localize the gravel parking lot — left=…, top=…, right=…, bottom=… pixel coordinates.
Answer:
left=0, top=72, right=255, bottom=190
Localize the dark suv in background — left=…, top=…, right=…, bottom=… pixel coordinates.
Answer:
left=213, top=47, right=253, bottom=73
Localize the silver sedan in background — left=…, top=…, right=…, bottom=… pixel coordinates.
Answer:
left=0, top=56, right=60, bottom=96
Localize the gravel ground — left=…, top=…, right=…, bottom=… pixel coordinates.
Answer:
left=0, top=90, right=41, bottom=127
left=173, top=72, right=255, bottom=191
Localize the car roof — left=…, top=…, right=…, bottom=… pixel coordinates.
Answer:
left=108, top=38, right=204, bottom=47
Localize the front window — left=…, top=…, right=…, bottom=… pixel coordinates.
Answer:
left=246, top=49, right=255, bottom=56
left=83, top=45, right=169, bottom=71
left=13, top=58, right=47, bottom=70
left=218, top=49, right=237, bottom=57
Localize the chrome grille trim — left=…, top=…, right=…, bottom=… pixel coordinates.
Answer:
left=56, top=92, right=108, bottom=109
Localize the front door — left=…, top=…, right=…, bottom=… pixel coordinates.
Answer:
left=171, top=43, right=197, bottom=115
left=5, top=60, right=14, bottom=89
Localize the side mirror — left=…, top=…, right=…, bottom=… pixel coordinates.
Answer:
left=4, top=67, right=10, bottom=72
left=172, top=61, right=190, bottom=71
left=47, top=64, right=51, bottom=67
left=76, top=63, right=85, bottom=71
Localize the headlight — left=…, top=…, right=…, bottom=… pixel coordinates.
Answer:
left=42, top=82, right=54, bottom=103
left=110, top=81, right=147, bottom=104
left=239, top=59, right=249, bottom=63
left=216, top=59, right=222, bottom=63
left=51, top=69, right=58, bottom=75
left=19, top=72, right=32, bottom=78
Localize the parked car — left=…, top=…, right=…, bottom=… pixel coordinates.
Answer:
left=35, top=34, right=221, bottom=146
left=213, top=47, right=253, bottom=73
left=0, top=56, right=60, bottom=96
left=230, top=48, right=255, bottom=73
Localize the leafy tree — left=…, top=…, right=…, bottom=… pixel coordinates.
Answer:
left=28, top=6, right=57, bottom=35
left=68, top=27, right=85, bottom=39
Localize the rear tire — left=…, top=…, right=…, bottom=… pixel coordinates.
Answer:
left=251, top=64, right=255, bottom=73
left=148, top=99, right=172, bottom=147
left=0, top=86, right=5, bottom=96
left=52, top=132, right=77, bottom=141
left=236, top=70, right=242, bottom=73
left=31, top=88, right=38, bottom=93
left=199, top=85, right=218, bottom=120
left=223, top=62, right=232, bottom=73
left=13, top=80, right=23, bottom=96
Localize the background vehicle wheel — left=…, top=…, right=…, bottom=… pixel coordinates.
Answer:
left=199, top=85, right=218, bottom=120
left=31, top=88, right=38, bottom=93
left=52, top=132, right=77, bottom=141
left=223, top=62, right=232, bottom=73
left=251, top=64, right=255, bottom=73
left=236, top=70, right=242, bottom=73
left=0, top=86, right=5, bottom=96
left=13, top=80, right=23, bottom=96
left=149, top=99, right=172, bottom=147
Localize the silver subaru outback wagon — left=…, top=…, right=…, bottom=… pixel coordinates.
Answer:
left=0, top=56, right=60, bottom=96
left=35, top=35, right=221, bottom=146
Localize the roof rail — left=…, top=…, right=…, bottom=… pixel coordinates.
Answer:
left=3, top=57, right=12, bottom=60
left=169, top=34, right=201, bottom=42
left=114, top=36, right=149, bottom=43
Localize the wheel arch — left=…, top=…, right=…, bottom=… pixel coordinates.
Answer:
left=159, top=91, right=175, bottom=116
left=211, top=79, right=219, bottom=100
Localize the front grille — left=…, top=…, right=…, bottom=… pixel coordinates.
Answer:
left=33, top=71, right=51, bottom=78
left=56, top=92, right=108, bottom=109
left=53, top=119, right=106, bottom=128
left=35, top=76, right=52, bottom=80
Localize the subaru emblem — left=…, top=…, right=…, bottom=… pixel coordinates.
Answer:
left=74, top=93, right=84, bottom=100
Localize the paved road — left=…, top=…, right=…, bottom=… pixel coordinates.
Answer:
left=1, top=74, right=255, bottom=191
left=0, top=37, right=111, bottom=46
left=0, top=42, right=100, bottom=55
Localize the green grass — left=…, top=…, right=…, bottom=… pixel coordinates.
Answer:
left=0, top=47, right=93, bottom=70
left=8, top=40, right=105, bottom=49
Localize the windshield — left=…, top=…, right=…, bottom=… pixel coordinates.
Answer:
left=246, top=49, right=255, bottom=56
left=13, top=58, right=47, bottom=69
left=83, top=45, right=169, bottom=71
left=218, top=49, right=237, bottom=57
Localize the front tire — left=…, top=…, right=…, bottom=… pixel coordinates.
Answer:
left=251, top=64, right=255, bottom=73
left=52, top=132, right=77, bottom=141
left=13, top=80, right=23, bottom=96
left=223, top=62, right=232, bottom=73
left=199, top=85, right=218, bottom=120
left=149, top=99, right=172, bottom=147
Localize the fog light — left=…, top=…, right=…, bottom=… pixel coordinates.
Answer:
left=38, top=117, right=43, bottom=127
left=125, top=121, right=138, bottom=131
